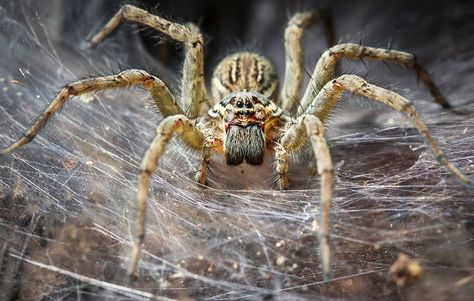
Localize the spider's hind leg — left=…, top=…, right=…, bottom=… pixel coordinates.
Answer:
left=1, top=69, right=182, bottom=155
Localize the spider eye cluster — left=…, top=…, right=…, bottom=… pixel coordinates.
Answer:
left=235, top=98, right=254, bottom=109
left=208, top=90, right=283, bottom=120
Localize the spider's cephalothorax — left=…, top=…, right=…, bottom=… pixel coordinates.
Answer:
left=2, top=5, right=472, bottom=280
left=208, top=89, right=283, bottom=166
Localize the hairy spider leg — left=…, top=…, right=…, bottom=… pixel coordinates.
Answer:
left=285, top=73, right=474, bottom=280
left=276, top=115, right=333, bottom=280
left=299, top=43, right=457, bottom=117
left=0, top=69, right=187, bottom=155
left=281, top=10, right=336, bottom=113
left=89, top=5, right=208, bottom=118
left=306, top=74, right=473, bottom=188
left=130, top=114, right=204, bottom=276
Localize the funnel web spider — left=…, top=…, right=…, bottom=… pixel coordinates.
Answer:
left=2, top=5, right=472, bottom=280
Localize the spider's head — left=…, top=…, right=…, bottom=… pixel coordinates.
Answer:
left=208, top=91, right=282, bottom=166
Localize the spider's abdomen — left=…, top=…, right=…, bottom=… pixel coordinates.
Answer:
left=211, top=52, right=279, bottom=101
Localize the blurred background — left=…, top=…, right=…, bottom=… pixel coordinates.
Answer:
left=0, top=0, right=473, bottom=300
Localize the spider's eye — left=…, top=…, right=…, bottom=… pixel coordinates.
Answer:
left=245, top=101, right=253, bottom=109
left=236, top=100, right=244, bottom=108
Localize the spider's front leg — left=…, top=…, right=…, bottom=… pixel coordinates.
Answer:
left=298, top=43, right=457, bottom=117
left=88, top=4, right=207, bottom=118
left=275, top=115, right=334, bottom=280
left=130, top=114, right=204, bottom=277
left=1, top=69, right=182, bottom=155
left=281, top=10, right=336, bottom=113
left=306, top=74, right=473, bottom=188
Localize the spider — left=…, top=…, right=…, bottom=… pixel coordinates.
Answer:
left=1, top=5, right=472, bottom=280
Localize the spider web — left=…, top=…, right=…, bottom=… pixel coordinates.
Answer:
left=0, top=1, right=473, bottom=300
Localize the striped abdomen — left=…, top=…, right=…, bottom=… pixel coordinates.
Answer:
left=211, top=52, right=279, bottom=101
